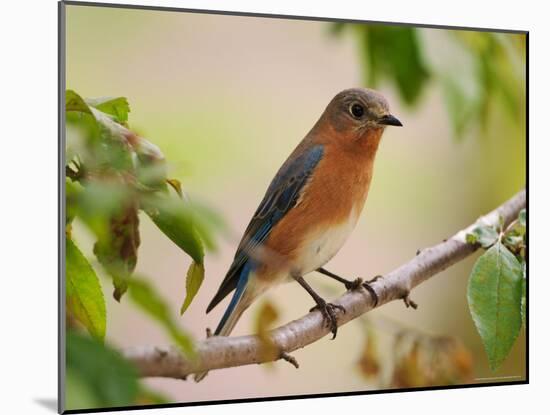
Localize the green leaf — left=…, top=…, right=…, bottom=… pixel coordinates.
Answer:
left=93, top=198, right=140, bottom=302
left=65, top=178, right=81, bottom=226
left=357, top=26, right=430, bottom=105
left=66, top=239, right=106, bottom=340
left=86, top=97, right=130, bottom=124
left=189, top=200, right=226, bottom=251
left=66, top=331, right=139, bottom=410
left=135, top=386, right=170, bottom=405
left=141, top=194, right=204, bottom=264
left=180, top=261, right=205, bottom=315
left=329, top=22, right=346, bottom=36
left=166, top=178, right=183, bottom=198
left=519, top=209, right=526, bottom=227
left=66, top=90, right=92, bottom=114
left=503, top=234, right=523, bottom=251
left=74, top=182, right=132, bottom=235
left=70, top=182, right=139, bottom=302
left=467, top=241, right=523, bottom=371
left=521, top=275, right=526, bottom=325
left=466, top=225, right=499, bottom=248
left=65, top=368, right=100, bottom=410
left=66, top=90, right=136, bottom=172
left=128, top=277, right=195, bottom=357
left=442, top=77, right=477, bottom=139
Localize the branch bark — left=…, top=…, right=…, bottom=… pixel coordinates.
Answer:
left=123, top=189, right=526, bottom=380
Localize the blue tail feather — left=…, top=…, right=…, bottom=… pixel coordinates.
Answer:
left=214, top=261, right=253, bottom=335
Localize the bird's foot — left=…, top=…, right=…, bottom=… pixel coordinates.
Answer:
left=280, top=351, right=300, bottom=369
left=345, top=277, right=364, bottom=291
left=310, top=299, right=346, bottom=339
left=361, top=275, right=381, bottom=307
left=402, top=292, right=418, bottom=309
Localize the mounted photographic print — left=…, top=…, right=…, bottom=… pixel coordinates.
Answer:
left=59, top=1, right=528, bottom=413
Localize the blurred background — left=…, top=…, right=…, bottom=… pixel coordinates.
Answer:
left=65, top=4, right=526, bottom=404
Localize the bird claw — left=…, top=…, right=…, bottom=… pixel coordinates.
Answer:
left=345, top=277, right=364, bottom=291
left=280, top=352, right=300, bottom=369
left=342, top=275, right=380, bottom=308
left=310, top=300, right=346, bottom=339
left=361, top=275, right=381, bottom=307
left=402, top=293, right=418, bottom=309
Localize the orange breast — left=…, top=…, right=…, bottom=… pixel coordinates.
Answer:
left=257, top=129, right=382, bottom=279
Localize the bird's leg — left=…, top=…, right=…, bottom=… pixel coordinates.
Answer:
left=317, top=267, right=380, bottom=307
left=316, top=267, right=363, bottom=290
left=293, top=274, right=345, bottom=339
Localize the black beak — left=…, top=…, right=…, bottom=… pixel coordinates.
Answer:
left=378, top=114, right=403, bottom=127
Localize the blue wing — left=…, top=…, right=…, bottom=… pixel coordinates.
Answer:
left=206, top=144, right=325, bottom=315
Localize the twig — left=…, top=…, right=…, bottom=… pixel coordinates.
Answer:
left=122, top=189, right=526, bottom=380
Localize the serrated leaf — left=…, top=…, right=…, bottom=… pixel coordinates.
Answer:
left=467, top=241, right=523, bottom=371
left=66, top=331, right=139, bottom=410
left=466, top=225, right=499, bottom=248
left=86, top=97, right=130, bottom=124
left=66, top=239, right=106, bottom=340
left=141, top=194, right=204, bottom=264
left=128, top=277, right=195, bottom=358
left=180, top=261, right=205, bottom=315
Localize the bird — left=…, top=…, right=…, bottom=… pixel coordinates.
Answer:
left=196, top=88, right=401, bottom=381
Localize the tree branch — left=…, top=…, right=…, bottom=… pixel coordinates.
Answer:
left=122, top=189, right=526, bottom=380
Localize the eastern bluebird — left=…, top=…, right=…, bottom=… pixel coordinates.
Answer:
left=197, top=88, right=401, bottom=380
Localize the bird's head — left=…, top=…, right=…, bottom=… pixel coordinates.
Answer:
left=316, top=88, right=402, bottom=149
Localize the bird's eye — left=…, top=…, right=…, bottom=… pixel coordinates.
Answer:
left=349, top=102, right=365, bottom=119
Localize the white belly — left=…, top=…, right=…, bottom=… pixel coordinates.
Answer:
left=294, top=210, right=360, bottom=276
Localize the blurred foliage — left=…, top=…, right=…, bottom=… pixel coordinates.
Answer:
left=128, top=277, right=195, bottom=358
left=134, top=386, right=170, bottom=406
left=354, top=317, right=473, bottom=387
left=65, top=90, right=222, bottom=302
left=331, top=24, right=526, bottom=139
left=332, top=23, right=430, bottom=105
left=63, top=17, right=526, bottom=405
left=254, top=300, right=280, bottom=363
left=390, top=331, right=473, bottom=387
left=65, top=330, right=169, bottom=410
left=466, top=209, right=526, bottom=371
left=356, top=327, right=381, bottom=378
left=331, top=23, right=526, bottom=375
left=65, top=89, right=226, bottom=409
left=66, top=331, right=139, bottom=410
